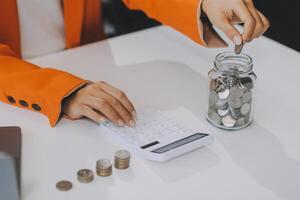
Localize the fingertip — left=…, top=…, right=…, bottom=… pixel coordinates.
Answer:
left=129, top=120, right=136, bottom=128
left=117, top=119, right=125, bottom=127
left=233, top=35, right=242, bottom=45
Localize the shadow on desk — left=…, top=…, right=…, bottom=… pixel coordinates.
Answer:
left=96, top=58, right=220, bottom=183
left=216, top=122, right=300, bottom=200
left=81, top=44, right=220, bottom=183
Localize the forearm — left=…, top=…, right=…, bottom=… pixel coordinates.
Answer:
left=0, top=44, right=87, bottom=127
left=122, top=0, right=206, bottom=46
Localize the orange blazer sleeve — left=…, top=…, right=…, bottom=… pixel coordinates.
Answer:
left=0, top=44, right=87, bottom=127
left=122, top=0, right=206, bottom=46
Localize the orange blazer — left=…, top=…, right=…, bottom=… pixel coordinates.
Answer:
left=0, top=0, right=205, bottom=127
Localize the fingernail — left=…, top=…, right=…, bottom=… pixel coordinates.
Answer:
left=129, top=120, right=136, bottom=127
left=117, top=119, right=124, bottom=127
left=233, top=35, right=242, bottom=45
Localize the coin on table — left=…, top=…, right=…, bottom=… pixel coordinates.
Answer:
left=56, top=180, right=73, bottom=191
left=115, top=150, right=131, bottom=169
left=240, top=103, right=251, bottom=115
left=234, top=42, right=243, bottom=55
left=96, top=159, right=112, bottom=177
left=115, top=149, right=131, bottom=160
left=77, top=169, right=94, bottom=183
left=222, top=115, right=237, bottom=128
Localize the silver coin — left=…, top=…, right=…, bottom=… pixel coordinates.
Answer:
left=97, top=159, right=112, bottom=170
left=222, top=115, right=236, bottom=127
left=242, top=91, right=252, bottom=103
left=228, top=96, right=242, bottom=109
left=216, top=98, right=227, bottom=108
left=230, top=107, right=242, bottom=119
left=217, top=108, right=229, bottom=117
left=234, top=42, right=243, bottom=55
left=115, top=150, right=131, bottom=160
left=218, top=88, right=230, bottom=99
left=209, top=112, right=221, bottom=125
left=240, top=103, right=251, bottom=115
left=222, top=76, right=237, bottom=88
left=229, top=86, right=243, bottom=98
left=238, top=77, right=253, bottom=90
left=237, top=117, right=246, bottom=126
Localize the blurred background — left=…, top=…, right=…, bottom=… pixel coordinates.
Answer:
left=103, top=0, right=300, bottom=52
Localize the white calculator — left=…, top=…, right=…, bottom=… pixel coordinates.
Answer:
left=100, top=107, right=213, bottom=162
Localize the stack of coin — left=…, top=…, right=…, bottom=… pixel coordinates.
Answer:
left=207, top=74, right=254, bottom=129
left=114, top=150, right=130, bottom=169
left=96, top=159, right=112, bottom=177
left=77, top=169, right=94, bottom=183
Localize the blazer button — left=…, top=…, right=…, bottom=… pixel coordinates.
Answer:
left=7, top=96, right=16, bottom=103
left=19, top=100, right=29, bottom=107
left=32, top=104, right=41, bottom=111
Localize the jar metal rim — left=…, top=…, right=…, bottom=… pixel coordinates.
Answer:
left=214, top=51, right=253, bottom=74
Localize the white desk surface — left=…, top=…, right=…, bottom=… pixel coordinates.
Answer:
left=1, top=26, right=300, bottom=200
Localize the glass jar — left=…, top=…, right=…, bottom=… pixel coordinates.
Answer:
left=207, top=52, right=257, bottom=130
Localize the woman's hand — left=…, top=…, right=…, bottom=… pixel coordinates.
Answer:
left=62, top=81, right=136, bottom=127
left=202, top=0, right=270, bottom=46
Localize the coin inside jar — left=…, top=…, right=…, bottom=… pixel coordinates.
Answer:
left=238, top=77, right=253, bottom=90
left=222, top=115, right=236, bottom=127
left=240, top=103, right=251, bottom=115
left=217, top=108, right=229, bottom=117
left=77, top=169, right=94, bottom=183
left=242, top=91, right=252, bottom=103
left=56, top=180, right=73, bottom=191
left=207, top=52, right=255, bottom=130
left=237, top=117, right=246, bottom=126
left=217, top=88, right=230, bottom=99
left=228, top=96, right=242, bottom=109
left=229, top=86, right=243, bottom=98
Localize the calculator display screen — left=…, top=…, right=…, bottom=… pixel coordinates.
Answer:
left=151, top=133, right=209, bottom=154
